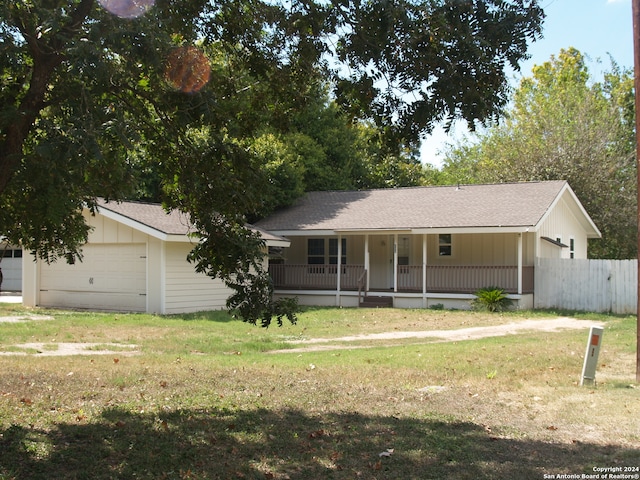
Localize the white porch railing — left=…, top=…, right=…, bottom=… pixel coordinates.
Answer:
left=269, top=264, right=534, bottom=294
left=268, top=264, right=365, bottom=290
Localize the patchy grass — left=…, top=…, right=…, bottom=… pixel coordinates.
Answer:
left=0, top=305, right=638, bottom=479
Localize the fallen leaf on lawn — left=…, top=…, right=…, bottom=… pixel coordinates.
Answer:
left=309, top=429, right=325, bottom=439
left=113, top=358, right=119, bottom=364
left=546, top=425, right=558, bottom=431
left=20, top=397, right=32, bottom=405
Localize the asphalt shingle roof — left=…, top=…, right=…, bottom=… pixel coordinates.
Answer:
left=255, top=181, right=570, bottom=232
left=98, top=199, right=192, bottom=235
left=97, top=199, right=288, bottom=243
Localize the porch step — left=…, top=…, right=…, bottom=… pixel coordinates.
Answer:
left=359, top=296, right=393, bottom=308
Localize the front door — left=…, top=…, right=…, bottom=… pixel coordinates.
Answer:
left=368, top=235, right=393, bottom=290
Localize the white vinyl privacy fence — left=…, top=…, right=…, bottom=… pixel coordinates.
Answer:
left=535, top=258, right=637, bottom=314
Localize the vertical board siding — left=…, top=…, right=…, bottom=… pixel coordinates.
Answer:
left=535, top=258, right=637, bottom=314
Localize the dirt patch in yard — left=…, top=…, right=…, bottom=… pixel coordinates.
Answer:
left=0, top=314, right=54, bottom=323
left=273, top=316, right=602, bottom=353
left=0, top=314, right=140, bottom=356
left=0, top=342, right=140, bottom=356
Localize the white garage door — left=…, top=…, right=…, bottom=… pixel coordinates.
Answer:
left=40, top=244, right=147, bottom=312
left=1, top=249, right=23, bottom=291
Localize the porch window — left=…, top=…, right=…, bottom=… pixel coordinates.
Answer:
left=307, top=239, right=325, bottom=265
left=308, top=238, right=347, bottom=265
left=329, top=238, right=347, bottom=265
left=398, top=236, right=410, bottom=265
left=439, top=234, right=452, bottom=256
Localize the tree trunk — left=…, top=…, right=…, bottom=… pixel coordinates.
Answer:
left=0, top=0, right=94, bottom=195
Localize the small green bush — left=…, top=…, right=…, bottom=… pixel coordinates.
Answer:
left=471, top=286, right=513, bottom=312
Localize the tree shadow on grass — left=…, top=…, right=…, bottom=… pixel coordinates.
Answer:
left=0, top=407, right=636, bottom=479
left=167, top=310, right=236, bottom=323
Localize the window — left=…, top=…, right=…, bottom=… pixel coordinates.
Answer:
left=329, top=238, right=347, bottom=265
left=569, top=238, right=575, bottom=259
left=438, top=234, right=452, bottom=256
left=268, top=246, right=284, bottom=265
left=308, top=238, right=347, bottom=269
left=307, top=239, right=325, bottom=265
left=397, top=236, right=410, bottom=265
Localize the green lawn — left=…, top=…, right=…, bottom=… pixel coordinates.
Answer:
left=0, top=304, right=638, bottom=479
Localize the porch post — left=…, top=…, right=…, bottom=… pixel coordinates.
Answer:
left=336, top=234, right=342, bottom=305
left=422, top=234, right=427, bottom=308
left=517, top=233, right=523, bottom=295
left=364, top=234, right=370, bottom=291
left=393, top=233, right=398, bottom=292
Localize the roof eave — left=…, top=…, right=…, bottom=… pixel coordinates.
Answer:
left=95, top=205, right=178, bottom=241
left=265, top=226, right=537, bottom=236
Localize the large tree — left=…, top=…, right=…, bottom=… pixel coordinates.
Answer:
left=0, top=0, right=544, bottom=323
left=441, top=48, right=636, bottom=258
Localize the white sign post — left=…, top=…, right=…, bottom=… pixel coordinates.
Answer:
left=580, top=326, right=604, bottom=386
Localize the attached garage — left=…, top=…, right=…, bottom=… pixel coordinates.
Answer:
left=39, top=244, right=147, bottom=312
left=23, top=200, right=289, bottom=314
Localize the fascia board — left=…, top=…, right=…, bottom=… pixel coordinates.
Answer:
left=267, top=240, right=291, bottom=248
left=266, top=230, right=336, bottom=237
left=266, top=227, right=532, bottom=236
left=412, top=226, right=533, bottom=235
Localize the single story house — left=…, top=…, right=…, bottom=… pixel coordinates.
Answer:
left=22, top=200, right=289, bottom=314
left=254, top=180, right=601, bottom=310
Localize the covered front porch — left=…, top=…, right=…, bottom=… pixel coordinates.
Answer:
left=267, top=231, right=536, bottom=309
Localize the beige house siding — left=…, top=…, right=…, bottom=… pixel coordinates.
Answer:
left=163, top=243, right=230, bottom=314
left=280, top=233, right=533, bottom=267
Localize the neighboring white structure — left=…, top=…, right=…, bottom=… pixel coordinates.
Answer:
left=22, top=200, right=289, bottom=314
left=0, top=242, right=23, bottom=291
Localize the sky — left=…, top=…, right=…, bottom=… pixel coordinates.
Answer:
left=420, top=0, right=636, bottom=168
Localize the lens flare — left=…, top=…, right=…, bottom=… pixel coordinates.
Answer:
left=99, top=0, right=155, bottom=19
left=164, top=46, right=211, bottom=94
